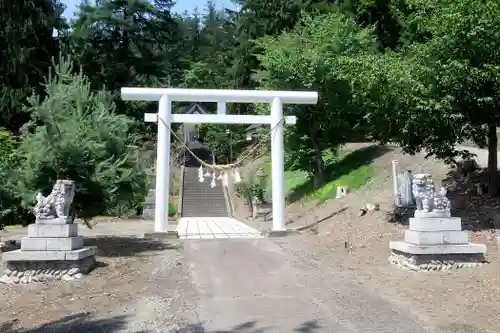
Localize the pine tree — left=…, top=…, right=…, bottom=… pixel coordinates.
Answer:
left=70, top=0, right=166, bottom=120
left=15, top=56, right=148, bottom=225
left=0, top=0, right=66, bottom=132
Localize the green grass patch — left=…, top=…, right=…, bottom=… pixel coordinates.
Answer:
left=3, top=224, right=24, bottom=230
left=260, top=145, right=388, bottom=205
left=311, top=163, right=373, bottom=203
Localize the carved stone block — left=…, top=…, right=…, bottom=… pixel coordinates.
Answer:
left=20, top=236, right=84, bottom=251
left=409, top=217, right=462, bottom=231
left=28, top=224, right=78, bottom=238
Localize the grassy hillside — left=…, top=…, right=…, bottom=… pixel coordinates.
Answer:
left=258, top=145, right=383, bottom=205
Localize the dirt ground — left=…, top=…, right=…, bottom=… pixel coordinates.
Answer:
left=238, top=143, right=500, bottom=333
left=3, top=143, right=500, bottom=332
left=0, top=220, right=185, bottom=332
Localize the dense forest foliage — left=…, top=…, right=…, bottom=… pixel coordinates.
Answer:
left=1, top=0, right=500, bottom=225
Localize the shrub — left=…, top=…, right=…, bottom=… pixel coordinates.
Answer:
left=234, top=166, right=268, bottom=216
left=168, top=201, right=177, bottom=217
left=0, top=130, right=30, bottom=229
left=0, top=129, right=17, bottom=159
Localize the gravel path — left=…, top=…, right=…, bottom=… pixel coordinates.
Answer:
left=118, top=242, right=190, bottom=332
left=121, top=238, right=436, bottom=333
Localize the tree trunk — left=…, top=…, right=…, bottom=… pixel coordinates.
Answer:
left=487, top=124, right=498, bottom=196
left=313, top=149, right=325, bottom=188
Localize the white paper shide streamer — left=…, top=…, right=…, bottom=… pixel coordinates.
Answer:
left=197, top=166, right=242, bottom=188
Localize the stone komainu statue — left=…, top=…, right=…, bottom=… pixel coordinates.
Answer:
left=33, top=180, right=75, bottom=222
left=412, top=173, right=451, bottom=217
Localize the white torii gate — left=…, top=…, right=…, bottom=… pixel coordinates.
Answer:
left=121, top=88, right=318, bottom=233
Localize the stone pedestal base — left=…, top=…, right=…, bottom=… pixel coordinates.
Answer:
left=389, top=250, right=486, bottom=271
left=389, top=215, right=487, bottom=272
left=390, top=240, right=487, bottom=255
left=0, top=246, right=97, bottom=284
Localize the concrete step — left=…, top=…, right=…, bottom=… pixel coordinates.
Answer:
left=181, top=210, right=228, bottom=216
left=181, top=201, right=227, bottom=206
left=182, top=195, right=225, bottom=198
left=182, top=202, right=225, bottom=205
left=182, top=205, right=226, bottom=210
left=185, top=207, right=225, bottom=212
left=182, top=202, right=225, bottom=206
left=181, top=212, right=229, bottom=217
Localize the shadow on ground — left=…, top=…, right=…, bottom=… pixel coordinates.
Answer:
left=0, top=312, right=147, bottom=333
left=442, top=163, right=500, bottom=231
left=84, top=236, right=179, bottom=257
left=386, top=205, right=415, bottom=226
left=175, top=319, right=322, bottom=333
left=292, top=207, right=349, bottom=231
left=287, top=145, right=390, bottom=204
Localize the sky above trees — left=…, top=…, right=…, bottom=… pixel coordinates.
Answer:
left=61, top=0, right=236, bottom=18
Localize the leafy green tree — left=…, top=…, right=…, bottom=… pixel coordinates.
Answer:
left=355, top=0, right=500, bottom=194
left=229, top=0, right=335, bottom=116
left=14, top=56, right=148, bottom=225
left=412, top=0, right=500, bottom=194
left=347, top=51, right=468, bottom=161
left=196, top=123, right=249, bottom=163
left=255, top=11, right=378, bottom=186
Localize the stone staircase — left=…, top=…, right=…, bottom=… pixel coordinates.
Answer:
left=142, top=144, right=229, bottom=218
left=142, top=172, right=156, bottom=218
left=181, top=167, right=229, bottom=217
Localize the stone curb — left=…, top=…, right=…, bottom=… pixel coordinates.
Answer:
left=264, top=229, right=301, bottom=237
left=142, top=231, right=179, bottom=239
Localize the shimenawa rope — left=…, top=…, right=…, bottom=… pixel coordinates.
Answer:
left=157, top=115, right=285, bottom=171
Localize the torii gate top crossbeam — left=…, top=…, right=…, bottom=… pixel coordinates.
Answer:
left=121, top=87, right=318, bottom=104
